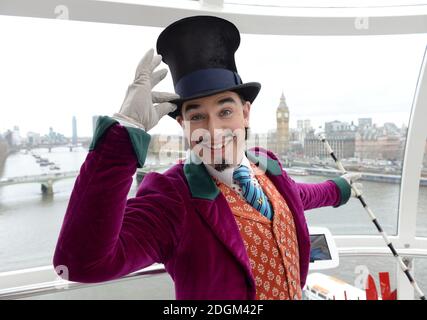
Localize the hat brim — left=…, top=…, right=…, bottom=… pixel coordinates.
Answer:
left=167, top=82, right=261, bottom=119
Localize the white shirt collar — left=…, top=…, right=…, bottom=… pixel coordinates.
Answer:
left=185, top=149, right=252, bottom=187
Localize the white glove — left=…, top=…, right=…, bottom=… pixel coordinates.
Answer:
left=113, top=48, right=180, bottom=131
left=341, top=172, right=363, bottom=197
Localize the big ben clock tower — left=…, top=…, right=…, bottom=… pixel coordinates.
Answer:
left=276, top=92, right=290, bottom=156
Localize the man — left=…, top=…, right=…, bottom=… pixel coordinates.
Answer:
left=53, top=16, right=360, bottom=300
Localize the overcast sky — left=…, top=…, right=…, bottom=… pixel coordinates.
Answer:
left=0, top=15, right=426, bottom=138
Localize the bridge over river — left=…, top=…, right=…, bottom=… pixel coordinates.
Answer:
left=0, top=164, right=170, bottom=194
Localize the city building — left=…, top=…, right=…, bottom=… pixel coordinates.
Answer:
left=27, top=132, right=41, bottom=146
left=92, top=115, right=100, bottom=136
left=294, top=119, right=312, bottom=148
left=45, top=127, right=67, bottom=145
left=11, top=126, right=22, bottom=146
left=247, top=131, right=270, bottom=151
left=355, top=127, right=403, bottom=161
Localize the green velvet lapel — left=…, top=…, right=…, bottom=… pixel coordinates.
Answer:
left=183, top=149, right=282, bottom=200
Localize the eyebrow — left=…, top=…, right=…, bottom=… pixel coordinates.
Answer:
left=183, top=96, right=238, bottom=114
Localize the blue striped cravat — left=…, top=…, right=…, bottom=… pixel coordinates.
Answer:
left=233, top=165, right=273, bottom=220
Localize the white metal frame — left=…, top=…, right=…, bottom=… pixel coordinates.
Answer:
left=1, top=0, right=427, bottom=35
left=1, top=0, right=427, bottom=299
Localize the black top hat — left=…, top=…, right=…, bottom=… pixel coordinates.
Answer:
left=156, top=15, right=261, bottom=119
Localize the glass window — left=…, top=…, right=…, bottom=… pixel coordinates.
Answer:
left=0, top=14, right=426, bottom=274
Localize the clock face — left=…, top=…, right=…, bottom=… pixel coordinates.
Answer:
left=284, top=112, right=289, bottom=118
left=277, top=113, right=282, bottom=119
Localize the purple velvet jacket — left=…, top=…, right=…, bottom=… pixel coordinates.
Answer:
left=53, top=117, right=350, bottom=300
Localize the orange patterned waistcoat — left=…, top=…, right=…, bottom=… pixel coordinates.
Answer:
left=214, top=163, right=302, bottom=300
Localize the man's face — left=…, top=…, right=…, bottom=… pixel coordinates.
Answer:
left=176, top=91, right=251, bottom=170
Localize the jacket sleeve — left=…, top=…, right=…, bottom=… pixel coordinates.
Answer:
left=254, top=147, right=352, bottom=212
left=53, top=116, right=184, bottom=283
left=296, top=177, right=351, bottom=211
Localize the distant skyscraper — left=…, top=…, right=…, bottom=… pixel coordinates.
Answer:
left=72, top=116, right=77, bottom=145
left=92, top=115, right=100, bottom=136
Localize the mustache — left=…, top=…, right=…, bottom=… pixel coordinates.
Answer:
left=194, top=132, right=237, bottom=146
